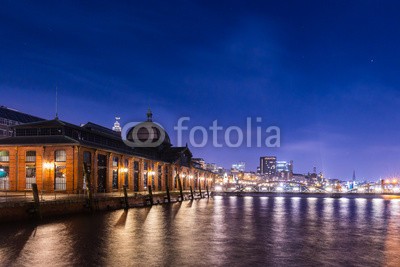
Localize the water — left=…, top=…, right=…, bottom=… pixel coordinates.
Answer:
left=1, top=195, right=400, bottom=266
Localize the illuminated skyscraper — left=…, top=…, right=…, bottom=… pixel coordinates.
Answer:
left=260, top=156, right=276, bottom=176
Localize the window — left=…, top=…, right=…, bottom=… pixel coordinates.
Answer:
left=0, top=165, right=9, bottom=190
left=112, top=169, right=118, bottom=189
left=112, top=156, right=119, bottom=167
left=97, top=154, right=107, bottom=192
left=143, top=162, right=148, bottom=189
left=26, top=165, right=36, bottom=189
left=26, top=151, right=36, bottom=162
left=158, top=165, right=162, bottom=191
left=83, top=151, right=92, bottom=190
left=55, top=150, right=66, bottom=162
left=133, top=161, right=139, bottom=192
left=124, top=159, right=129, bottom=186
left=165, top=166, right=169, bottom=190
left=0, top=150, right=9, bottom=162
left=83, top=151, right=91, bottom=165
left=112, top=156, right=119, bottom=189
left=55, top=165, right=66, bottom=190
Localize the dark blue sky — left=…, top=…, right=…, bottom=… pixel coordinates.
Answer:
left=1, top=1, right=400, bottom=180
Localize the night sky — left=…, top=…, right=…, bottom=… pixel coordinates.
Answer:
left=1, top=1, right=400, bottom=180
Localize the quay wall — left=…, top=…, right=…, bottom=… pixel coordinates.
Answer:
left=0, top=193, right=197, bottom=223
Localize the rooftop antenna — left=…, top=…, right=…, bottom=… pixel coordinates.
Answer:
left=55, top=86, right=59, bottom=119
left=146, top=108, right=153, bottom=122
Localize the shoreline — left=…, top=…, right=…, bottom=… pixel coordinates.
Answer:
left=214, top=191, right=400, bottom=199
left=0, top=192, right=208, bottom=223
left=2, top=191, right=399, bottom=223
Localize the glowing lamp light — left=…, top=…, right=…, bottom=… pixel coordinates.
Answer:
left=276, top=186, right=284, bottom=192
left=122, top=168, right=128, bottom=173
left=43, top=162, right=54, bottom=169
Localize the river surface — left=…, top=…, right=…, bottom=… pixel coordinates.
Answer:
left=1, top=194, right=400, bottom=266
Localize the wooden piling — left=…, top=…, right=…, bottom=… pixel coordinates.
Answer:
left=190, top=186, right=194, bottom=200
left=148, top=185, right=154, bottom=205
left=177, top=175, right=184, bottom=202
left=31, top=183, right=41, bottom=220
left=123, top=185, right=129, bottom=209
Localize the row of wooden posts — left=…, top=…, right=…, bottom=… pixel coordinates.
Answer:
left=134, top=172, right=211, bottom=209
left=30, top=162, right=211, bottom=219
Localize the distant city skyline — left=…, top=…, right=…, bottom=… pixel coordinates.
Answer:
left=2, top=1, right=400, bottom=180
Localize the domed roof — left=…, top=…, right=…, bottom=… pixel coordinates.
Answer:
left=125, top=109, right=171, bottom=148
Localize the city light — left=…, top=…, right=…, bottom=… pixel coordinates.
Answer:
left=215, top=185, right=223, bottom=191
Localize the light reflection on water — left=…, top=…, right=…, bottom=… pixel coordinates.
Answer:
left=0, top=195, right=400, bottom=266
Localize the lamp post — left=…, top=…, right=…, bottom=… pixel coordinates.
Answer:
left=43, top=162, right=53, bottom=200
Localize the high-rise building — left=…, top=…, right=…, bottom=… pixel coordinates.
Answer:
left=276, top=161, right=289, bottom=172
left=259, top=156, right=276, bottom=176
left=232, top=162, right=245, bottom=172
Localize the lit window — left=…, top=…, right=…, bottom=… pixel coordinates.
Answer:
left=55, top=150, right=66, bottom=162
left=0, top=150, right=9, bottom=162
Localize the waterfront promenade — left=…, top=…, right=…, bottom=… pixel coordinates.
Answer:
left=0, top=189, right=210, bottom=223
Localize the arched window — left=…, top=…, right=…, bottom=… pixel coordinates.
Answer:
left=55, top=150, right=66, bottom=162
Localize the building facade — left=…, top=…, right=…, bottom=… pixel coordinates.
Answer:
left=0, top=113, right=216, bottom=192
left=259, top=156, right=277, bottom=176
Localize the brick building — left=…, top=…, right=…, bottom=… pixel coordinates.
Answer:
left=0, top=111, right=215, bottom=192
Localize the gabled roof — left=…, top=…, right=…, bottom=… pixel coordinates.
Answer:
left=81, top=122, right=120, bottom=137
left=12, top=118, right=75, bottom=128
left=161, top=146, right=192, bottom=163
left=0, top=106, right=44, bottom=123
